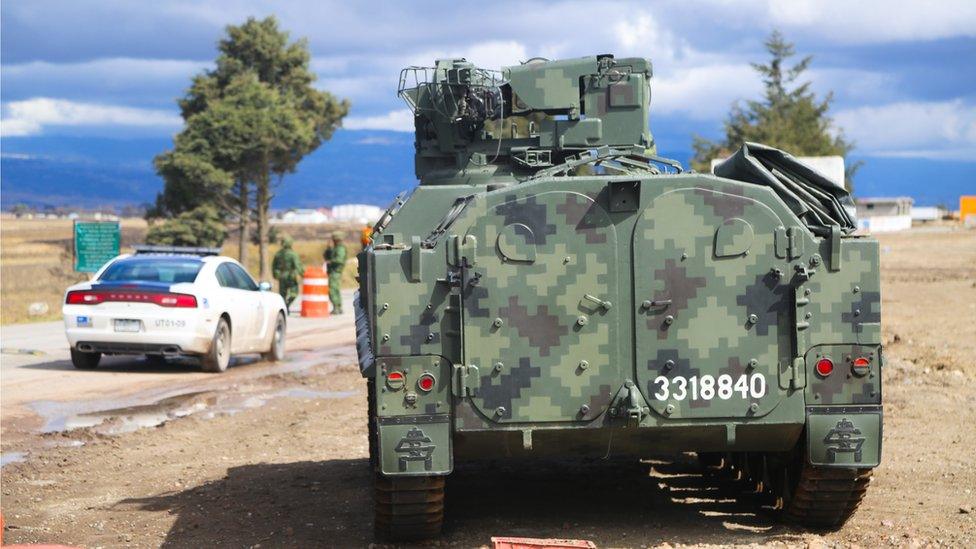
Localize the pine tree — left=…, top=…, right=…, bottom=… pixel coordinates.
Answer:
left=150, top=16, right=349, bottom=277
left=691, top=31, right=859, bottom=189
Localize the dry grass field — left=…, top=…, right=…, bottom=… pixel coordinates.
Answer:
left=0, top=216, right=366, bottom=325
left=0, top=217, right=148, bottom=324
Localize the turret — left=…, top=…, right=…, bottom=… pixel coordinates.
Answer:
left=398, top=54, right=656, bottom=184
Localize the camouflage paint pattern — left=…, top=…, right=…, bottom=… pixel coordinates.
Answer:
left=461, top=190, right=618, bottom=423
left=360, top=54, right=883, bottom=476
left=635, top=186, right=792, bottom=420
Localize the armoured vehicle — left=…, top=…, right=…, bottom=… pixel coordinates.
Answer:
left=356, top=55, right=882, bottom=540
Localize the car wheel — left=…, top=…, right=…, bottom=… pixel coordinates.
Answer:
left=262, top=312, right=286, bottom=362
left=202, top=318, right=231, bottom=373
left=70, top=348, right=101, bottom=369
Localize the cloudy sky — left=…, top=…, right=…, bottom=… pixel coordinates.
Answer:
left=2, top=0, right=974, bottom=202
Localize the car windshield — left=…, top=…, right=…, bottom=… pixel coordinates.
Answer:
left=99, top=257, right=203, bottom=284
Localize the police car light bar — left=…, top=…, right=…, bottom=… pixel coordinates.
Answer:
left=133, top=245, right=222, bottom=256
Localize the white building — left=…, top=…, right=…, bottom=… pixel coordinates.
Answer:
left=911, top=206, right=945, bottom=222
left=275, top=208, right=330, bottom=224
left=856, top=197, right=914, bottom=233
left=330, top=204, right=383, bottom=224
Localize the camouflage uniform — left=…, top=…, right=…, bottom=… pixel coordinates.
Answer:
left=272, top=237, right=304, bottom=310
left=323, top=234, right=347, bottom=314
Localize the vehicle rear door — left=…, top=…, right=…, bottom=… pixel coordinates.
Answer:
left=461, top=190, right=621, bottom=424
left=633, top=187, right=791, bottom=419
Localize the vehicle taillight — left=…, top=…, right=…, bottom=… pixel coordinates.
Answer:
left=155, top=293, right=197, bottom=308
left=65, top=290, right=196, bottom=308
left=66, top=290, right=104, bottom=305
left=815, top=358, right=834, bottom=377
left=417, top=373, right=436, bottom=392
left=851, top=356, right=871, bottom=376
left=386, top=371, right=406, bottom=391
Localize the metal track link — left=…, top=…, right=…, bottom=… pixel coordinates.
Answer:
left=783, top=464, right=872, bottom=528
left=700, top=450, right=872, bottom=530
left=373, top=474, right=445, bottom=540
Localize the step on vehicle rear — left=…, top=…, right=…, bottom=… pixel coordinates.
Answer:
left=356, top=55, right=883, bottom=540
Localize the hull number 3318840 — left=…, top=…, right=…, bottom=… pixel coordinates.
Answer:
left=653, top=373, right=766, bottom=401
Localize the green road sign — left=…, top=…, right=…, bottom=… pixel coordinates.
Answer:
left=74, top=221, right=120, bottom=272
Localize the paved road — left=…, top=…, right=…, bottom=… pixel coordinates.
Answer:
left=0, top=290, right=357, bottom=434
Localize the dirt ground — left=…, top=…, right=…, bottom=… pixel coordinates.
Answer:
left=2, top=226, right=974, bottom=548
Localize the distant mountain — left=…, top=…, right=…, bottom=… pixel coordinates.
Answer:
left=0, top=130, right=418, bottom=210
left=1, top=130, right=972, bottom=209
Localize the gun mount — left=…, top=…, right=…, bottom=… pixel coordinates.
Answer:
left=398, top=55, right=659, bottom=184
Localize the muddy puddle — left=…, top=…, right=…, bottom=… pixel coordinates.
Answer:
left=1, top=452, right=27, bottom=467
left=24, top=346, right=359, bottom=439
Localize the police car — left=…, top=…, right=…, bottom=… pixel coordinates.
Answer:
left=63, top=246, right=288, bottom=372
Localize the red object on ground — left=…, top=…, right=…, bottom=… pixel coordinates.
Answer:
left=4, top=545, right=82, bottom=549
left=491, top=537, right=597, bottom=549
left=300, top=266, right=330, bottom=317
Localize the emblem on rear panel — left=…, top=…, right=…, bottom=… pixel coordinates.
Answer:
left=823, top=418, right=865, bottom=463
left=394, top=427, right=435, bottom=471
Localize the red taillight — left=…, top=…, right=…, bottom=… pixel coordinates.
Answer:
left=815, top=358, right=834, bottom=377
left=65, top=290, right=196, bottom=308
left=386, top=371, right=406, bottom=391
left=851, top=356, right=871, bottom=376
left=155, top=294, right=197, bottom=308
left=417, top=373, right=436, bottom=392
left=66, top=290, right=104, bottom=305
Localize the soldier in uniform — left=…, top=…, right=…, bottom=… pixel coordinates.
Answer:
left=323, top=232, right=347, bottom=314
left=272, top=235, right=304, bottom=311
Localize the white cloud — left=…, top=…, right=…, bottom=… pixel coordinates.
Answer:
left=653, top=64, right=760, bottom=119
left=765, top=0, right=976, bottom=44
left=1, top=118, right=42, bottom=137
left=833, top=100, right=976, bottom=159
left=343, top=109, right=414, bottom=132
left=2, top=98, right=181, bottom=137
left=807, top=68, right=897, bottom=104
left=613, top=12, right=685, bottom=62
left=402, top=40, right=530, bottom=71
left=3, top=57, right=210, bottom=81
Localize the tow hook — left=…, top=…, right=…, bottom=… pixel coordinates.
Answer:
left=609, top=379, right=648, bottom=426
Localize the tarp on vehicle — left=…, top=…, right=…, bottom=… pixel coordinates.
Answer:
left=713, top=142, right=857, bottom=236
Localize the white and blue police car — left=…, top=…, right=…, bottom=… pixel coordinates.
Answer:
left=63, top=246, right=288, bottom=372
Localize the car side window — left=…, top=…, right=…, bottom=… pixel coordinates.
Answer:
left=215, top=263, right=236, bottom=288
left=228, top=263, right=259, bottom=291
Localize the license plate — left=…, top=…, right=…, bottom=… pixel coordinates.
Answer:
left=114, top=319, right=141, bottom=332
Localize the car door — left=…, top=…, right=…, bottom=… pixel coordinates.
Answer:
left=226, top=262, right=268, bottom=349
left=215, top=262, right=257, bottom=352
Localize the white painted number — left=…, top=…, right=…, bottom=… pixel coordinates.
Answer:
left=734, top=374, right=749, bottom=398
left=717, top=374, right=733, bottom=400
left=699, top=375, right=715, bottom=400
left=672, top=376, right=688, bottom=401
left=652, top=374, right=767, bottom=401
left=653, top=376, right=669, bottom=400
